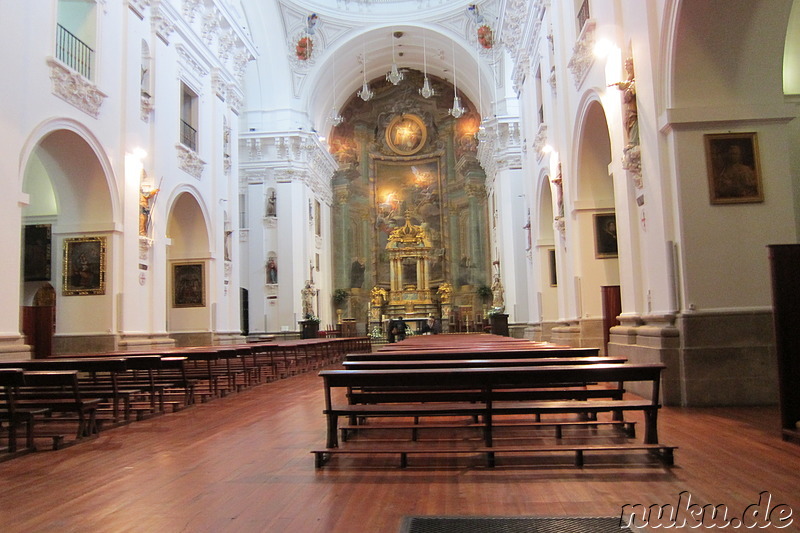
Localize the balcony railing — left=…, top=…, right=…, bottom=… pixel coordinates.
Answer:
left=180, top=120, right=198, bottom=151
left=577, top=0, right=591, bottom=32
left=56, top=24, right=93, bottom=79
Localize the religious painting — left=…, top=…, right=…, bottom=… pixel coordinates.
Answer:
left=386, top=114, right=427, bottom=156
left=374, top=159, right=442, bottom=285
left=594, top=213, right=618, bottom=258
left=24, top=224, right=51, bottom=282
left=63, top=237, right=106, bottom=295
left=173, top=262, right=205, bottom=308
left=704, top=132, right=763, bottom=204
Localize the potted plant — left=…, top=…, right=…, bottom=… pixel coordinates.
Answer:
left=476, top=284, right=492, bottom=303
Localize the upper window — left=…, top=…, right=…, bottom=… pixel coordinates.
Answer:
left=56, top=0, right=97, bottom=80
left=180, top=83, right=199, bottom=151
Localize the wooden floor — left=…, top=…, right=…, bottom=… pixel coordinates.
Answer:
left=1, top=363, right=799, bottom=533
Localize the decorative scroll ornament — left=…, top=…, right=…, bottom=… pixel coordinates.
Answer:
left=47, top=59, right=106, bottom=118
left=175, top=144, right=206, bottom=179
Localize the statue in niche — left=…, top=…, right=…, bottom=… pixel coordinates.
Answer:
left=350, top=257, right=365, bottom=288
left=139, top=171, right=160, bottom=237
left=266, top=257, right=278, bottom=284
left=266, top=190, right=276, bottom=217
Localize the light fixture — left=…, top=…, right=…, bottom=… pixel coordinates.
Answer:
left=386, top=31, right=404, bottom=85
left=419, top=32, right=434, bottom=98
left=357, top=11, right=373, bottom=101
left=329, top=51, right=344, bottom=126
left=475, top=31, right=486, bottom=141
left=449, top=40, right=465, bottom=118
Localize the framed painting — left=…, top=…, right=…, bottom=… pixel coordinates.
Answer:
left=63, top=236, right=106, bottom=295
left=704, top=132, right=763, bottom=204
left=173, top=262, right=205, bottom=308
left=385, top=114, right=427, bottom=156
left=594, top=213, right=618, bottom=258
left=24, top=224, right=52, bottom=282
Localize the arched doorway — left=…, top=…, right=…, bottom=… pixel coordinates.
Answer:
left=21, top=128, right=115, bottom=355
left=574, top=100, right=620, bottom=354
left=166, top=190, right=212, bottom=346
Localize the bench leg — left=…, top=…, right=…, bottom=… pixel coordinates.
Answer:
left=486, top=451, right=495, bottom=468
left=314, top=451, right=329, bottom=468
left=575, top=450, right=584, bottom=467
left=400, top=452, right=407, bottom=468
left=326, top=414, right=339, bottom=449
left=643, top=410, right=658, bottom=444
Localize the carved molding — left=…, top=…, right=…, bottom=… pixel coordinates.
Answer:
left=176, top=44, right=209, bottom=78
left=175, top=144, right=206, bottom=179
left=567, top=21, right=596, bottom=90
left=140, top=92, right=154, bottom=122
left=622, top=144, right=643, bottom=189
left=532, top=124, right=548, bottom=159
left=152, top=4, right=176, bottom=43
left=182, top=0, right=202, bottom=23
left=128, top=0, right=150, bottom=18
left=47, top=58, right=106, bottom=118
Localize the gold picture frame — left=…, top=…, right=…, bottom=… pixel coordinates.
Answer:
left=386, top=114, right=427, bottom=156
left=704, top=132, right=764, bottom=204
left=173, top=262, right=205, bottom=308
left=63, top=236, right=106, bottom=295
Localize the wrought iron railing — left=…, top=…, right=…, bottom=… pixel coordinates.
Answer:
left=56, top=24, right=93, bottom=79
left=577, top=0, right=591, bottom=32
left=180, top=120, right=198, bottom=151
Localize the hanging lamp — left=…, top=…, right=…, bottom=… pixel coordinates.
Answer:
left=357, top=12, right=373, bottom=101
left=419, top=32, right=434, bottom=98
left=386, top=31, right=404, bottom=85
left=449, top=40, right=465, bottom=118
left=329, top=51, right=344, bottom=126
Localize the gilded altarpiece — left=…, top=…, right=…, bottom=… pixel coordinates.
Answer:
left=329, top=70, right=491, bottom=327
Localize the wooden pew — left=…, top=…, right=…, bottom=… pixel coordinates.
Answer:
left=18, top=370, right=102, bottom=449
left=345, top=347, right=601, bottom=361
left=314, top=363, right=675, bottom=468
left=0, top=369, right=49, bottom=456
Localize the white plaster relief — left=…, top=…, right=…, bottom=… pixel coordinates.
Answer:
left=47, top=58, right=107, bottom=118
left=176, top=143, right=206, bottom=179
left=567, top=21, right=596, bottom=90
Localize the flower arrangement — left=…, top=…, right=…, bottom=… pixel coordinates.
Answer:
left=332, top=288, right=350, bottom=307
left=303, top=313, right=321, bottom=323
left=477, top=25, right=493, bottom=49
left=296, top=36, right=313, bottom=61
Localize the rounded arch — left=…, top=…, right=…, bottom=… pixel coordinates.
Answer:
left=572, top=93, right=614, bottom=208
left=535, top=170, right=555, bottom=240
left=164, top=186, right=213, bottom=257
left=667, top=0, right=793, bottom=109
left=304, top=24, right=492, bottom=135
left=20, top=118, right=120, bottom=224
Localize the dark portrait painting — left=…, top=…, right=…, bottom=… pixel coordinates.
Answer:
left=173, top=262, right=205, bottom=308
left=63, top=237, right=106, bottom=295
left=24, top=224, right=51, bottom=282
left=704, top=132, right=763, bottom=204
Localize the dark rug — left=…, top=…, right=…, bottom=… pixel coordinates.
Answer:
left=399, top=516, right=640, bottom=533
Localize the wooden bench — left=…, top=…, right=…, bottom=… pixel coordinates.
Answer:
left=345, top=347, right=601, bottom=361
left=0, top=369, right=49, bottom=456
left=17, top=370, right=102, bottom=448
left=315, top=363, right=675, bottom=468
